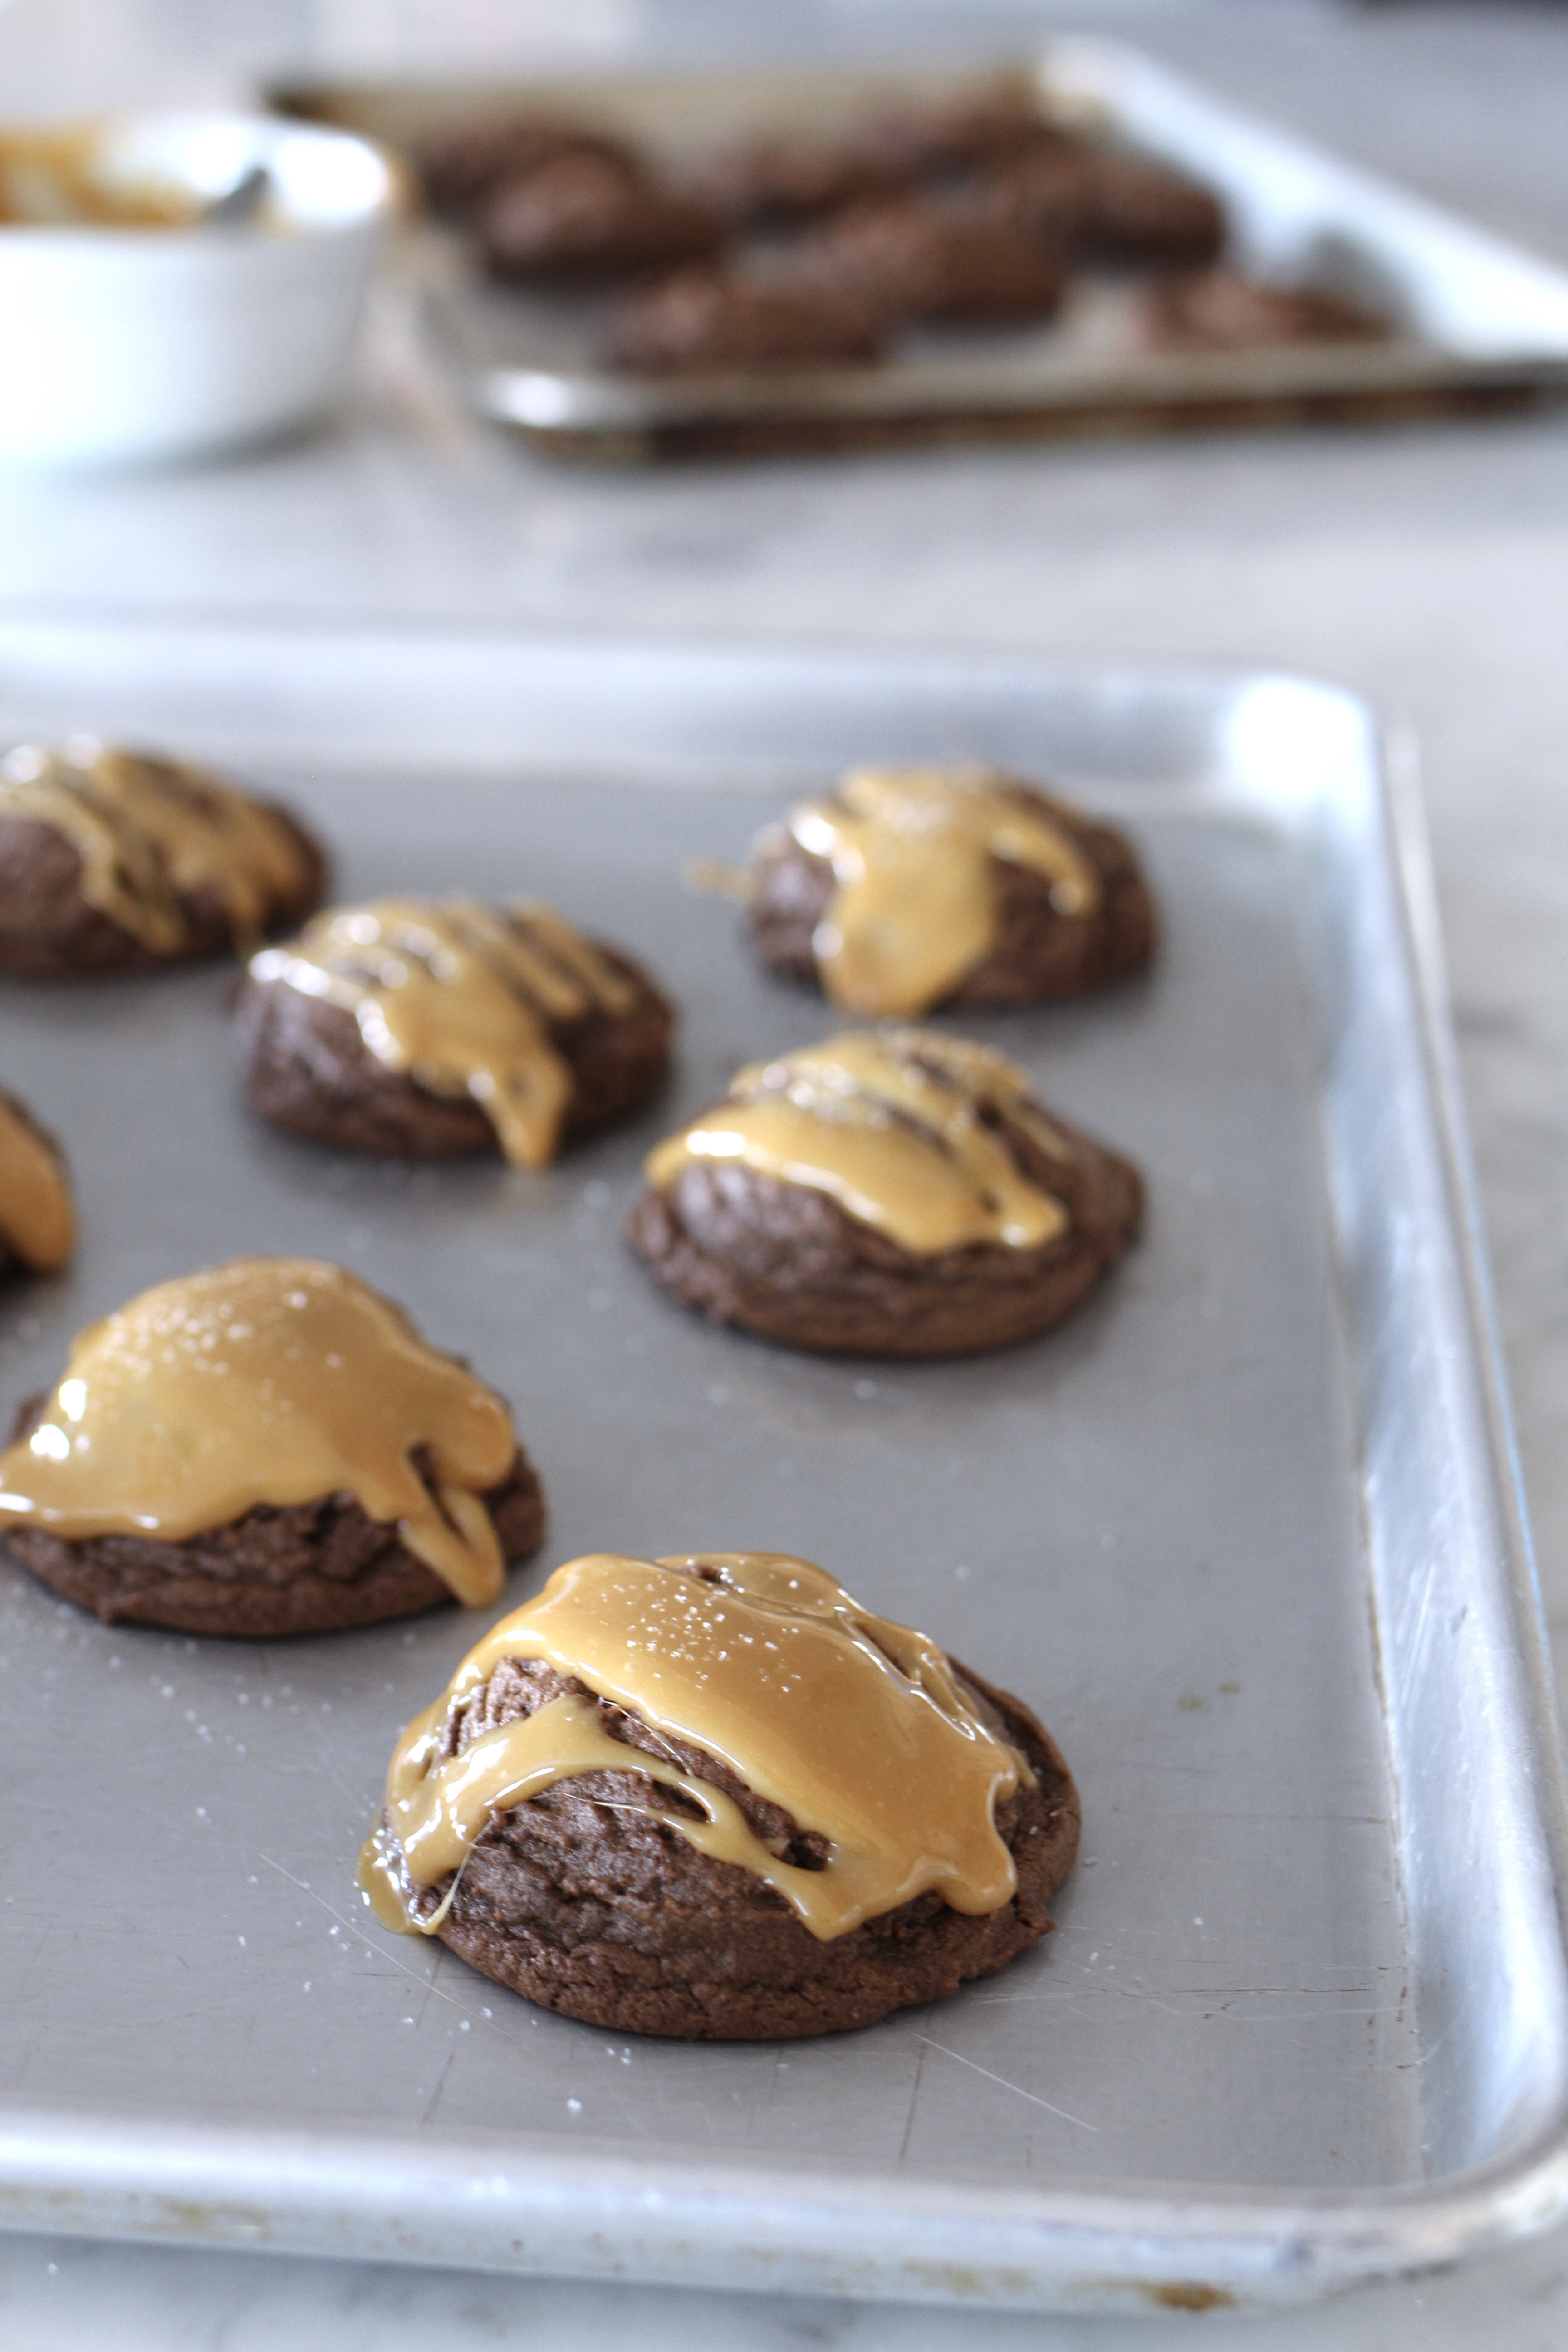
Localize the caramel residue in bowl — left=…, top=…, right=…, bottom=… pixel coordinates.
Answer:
left=361, top=1549, right=1030, bottom=1943
left=0, top=122, right=196, bottom=227
left=0, top=1257, right=517, bottom=1605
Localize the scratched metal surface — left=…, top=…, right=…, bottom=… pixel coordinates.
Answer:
left=0, top=636, right=1560, bottom=2304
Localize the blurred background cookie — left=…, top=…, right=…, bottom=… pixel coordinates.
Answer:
left=611, top=266, right=888, bottom=374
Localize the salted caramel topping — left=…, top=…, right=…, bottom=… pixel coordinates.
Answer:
left=645, top=1029, right=1071, bottom=1256
left=0, top=738, right=311, bottom=956
left=778, top=764, right=1101, bottom=1016
left=0, top=1091, right=74, bottom=1272
left=360, top=1550, right=1029, bottom=1943
left=0, top=1257, right=516, bottom=1606
left=250, top=898, right=633, bottom=1170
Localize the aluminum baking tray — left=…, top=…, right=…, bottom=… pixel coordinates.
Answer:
left=0, top=620, right=1563, bottom=2316
left=273, top=39, right=1568, bottom=460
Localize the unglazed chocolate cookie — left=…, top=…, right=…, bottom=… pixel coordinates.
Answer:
left=0, top=1087, right=74, bottom=1279
left=1064, top=152, right=1225, bottom=270
left=0, top=740, right=327, bottom=979
left=361, top=1549, right=1078, bottom=2039
left=1141, top=270, right=1388, bottom=352
left=612, top=267, right=888, bottom=375
left=626, top=1031, right=1142, bottom=1358
left=793, top=196, right=1065, bottom=326
left=0, top=1257, right=545, bottom=1636
left=853, top=90, right=1069, bottom=178
left=417, top=113, right=641, bottom=220
left=687, top=133, right=909, bottom=228
left=480, top=152, right=724, bottom=284
left=745, top=764, right=1155, bottom=1016
left=237, top=898, right=673, bottom=1170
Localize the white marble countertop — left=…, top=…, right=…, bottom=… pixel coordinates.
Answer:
left=3, top=0, right=1568, bottom=2341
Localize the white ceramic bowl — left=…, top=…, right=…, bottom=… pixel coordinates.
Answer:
left=0, top=112, right=396, bottom=469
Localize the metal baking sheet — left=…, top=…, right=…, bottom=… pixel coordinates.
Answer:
left=0, top=622, right=1563, bottom=2314
left=273, top=39, right=1568, bottom=459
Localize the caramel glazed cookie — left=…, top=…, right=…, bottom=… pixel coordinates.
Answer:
left=0, top=1086, right=75, bottom=1281
left=237, top=898, right=673, bottom=1170
left=0, top=1257, right=544, bottom=1636
left=746, top=764, right=1155, bottom=1018
left=0, top=739, right=327, bottom=977
left=362, top=1549, right=1079, bottom=2040
left=627, top=1031, right=1142, bottom=1358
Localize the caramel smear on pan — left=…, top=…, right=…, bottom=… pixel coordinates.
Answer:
left=0, top=1090, right=74, bottom=1272
left=0, top=1257, right=516, bottom=1605
left=778, top=764, right=1100, bottom=1016
left=646, top=1029, right=1071, bottom=1256
left=0, top=738, right=313, bottom=957
left=250, top=898, right=636, bottom=1169
left=361, top=1550, right=1030, bottom=1943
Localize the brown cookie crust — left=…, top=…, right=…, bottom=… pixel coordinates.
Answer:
left=625, top=1091, right=1143, bottom=1359
left=480, top=153, right=724, bottom=284
left=688, top=136, right=910, bottom=228
left=0, top=802, right=328, bottom=981
left=412, top=1633, right=1078, bottom=2040
left=794, top=197, right=1065, bottom=326
left=235, top=937, right=673, bottom=1161
left=1141, top=270, right=1389, bottom=353
left=1069, top=153, right=1226, bottom=270
left=0, top=1400, right=546, bottom=1636
left=612, top=268, right=887, bottom=376
left=854, top=93, right=1070, bottom=179
left=749, top=785, right=1155, bottom=1012
left=419, top=117, right=640, bottom=220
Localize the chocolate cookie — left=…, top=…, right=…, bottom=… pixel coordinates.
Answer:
left=238, top=898, right=673, bottom=1170
left=626, top=1031, right=1143, bottom=1358
left=854, top=90, right=1069, bottom=178
left=0, top=1257, right=546, bottom=1637
left=0, top=740, right=327, bottom=979
left=687, top=134, right=910, bottom=227
left=363, top=1550, right=1079, bottom=2039
left=480, top=152, right=725, bottom=284
left=1141, top=270, right=1389, bottom=352
left=0, top=1086, right=74, bottom=1279
left=794, top=196, right=1065, bottom=326
left=611, top=267, right=887, bottom=375
left=1069, top=152, right=1225, bottom=270
left=418, top=113, right=641, bottom=220
left=746, top=765, right=1155, bottom=1016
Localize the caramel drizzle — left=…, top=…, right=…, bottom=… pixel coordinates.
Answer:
left=0, top=739, right=311, bottom=956
left=0, top=1090, right=74, bottom=1273
left=781, top=764, right=1101, bottom=1016
left=645, top=1029, right=1071, bottom=1256
left=360, top=1551, right=1029, bottom=1945
left=250, top=898, right=635, bottom=1170
left=0, top=1257, right=517, bottom=1606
